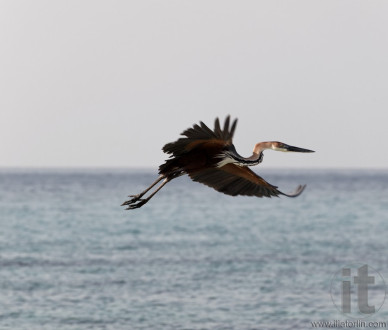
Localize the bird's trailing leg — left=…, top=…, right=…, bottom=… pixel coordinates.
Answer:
left=122, top=176, right=170, bottom=209
left=125, top=175, right=164, bottom=203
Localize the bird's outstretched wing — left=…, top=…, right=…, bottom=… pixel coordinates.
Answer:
left=162, top=116, right=237, bottom=157
left=187, top=163, right=305, bottom=198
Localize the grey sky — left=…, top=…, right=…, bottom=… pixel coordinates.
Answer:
left=1, top=1, right=387, bottom=169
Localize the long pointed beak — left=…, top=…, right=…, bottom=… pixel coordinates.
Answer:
left=282, top=144, right=315, bottom=153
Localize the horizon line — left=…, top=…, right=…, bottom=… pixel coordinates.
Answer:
left=0, top=166, right=387, bottom=172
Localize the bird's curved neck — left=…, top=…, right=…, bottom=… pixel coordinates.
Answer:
left=222, top=145, right=263, bottom=166
left=253, top=142, right=273, bottom=154
left=245, top=151, right=263, bottom=163
left=233, top=142, right=275, bottom=166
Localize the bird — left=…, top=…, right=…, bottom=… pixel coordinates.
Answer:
left=122, top=116, right=314, bottom=209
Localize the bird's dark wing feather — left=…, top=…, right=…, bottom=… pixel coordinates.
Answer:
left=162, top=116, right=237, bottom=157
left=187, top=163, right=305, bottom=198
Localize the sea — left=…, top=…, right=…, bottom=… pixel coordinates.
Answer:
left=0, top=168, right=388, bottom=330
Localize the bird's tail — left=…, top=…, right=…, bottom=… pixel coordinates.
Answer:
left=158, top=157, right=180, bottom=176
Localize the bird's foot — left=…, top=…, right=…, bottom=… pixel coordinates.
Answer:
left=121, top=194, right=141, bottom=206
left=124, top=198, right=148, bottom=210
left=121, top=194, right=148, bottom=209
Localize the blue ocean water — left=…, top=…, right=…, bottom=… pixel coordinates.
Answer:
left=0, top=168, right=388, bottom=329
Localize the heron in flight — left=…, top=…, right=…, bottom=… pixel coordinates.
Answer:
left=122, top=116, right=314, bottom=209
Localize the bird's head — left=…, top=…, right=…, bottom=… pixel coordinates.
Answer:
left=253, top=141, right=315, bottom=154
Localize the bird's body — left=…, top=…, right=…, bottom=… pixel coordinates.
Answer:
left=122, top=116, right=314, bottom=209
